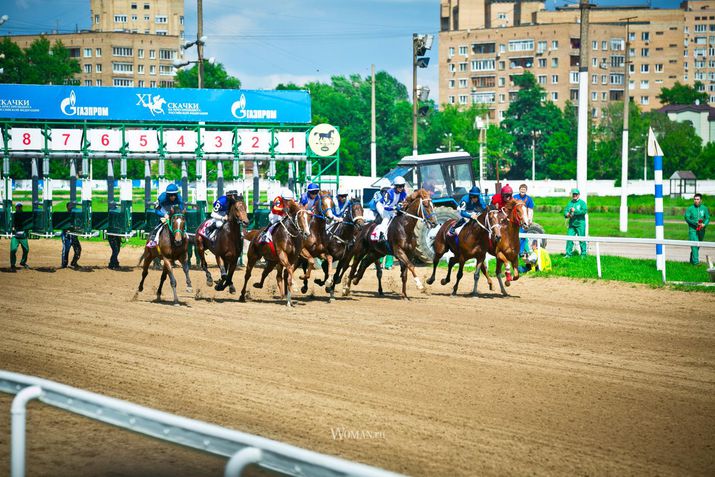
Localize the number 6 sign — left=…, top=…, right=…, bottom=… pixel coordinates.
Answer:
left=164, top=130, right=198, bottom=153
left=87, top=129, right=122, bottom=151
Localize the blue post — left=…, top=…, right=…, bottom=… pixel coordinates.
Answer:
left=654, top=154, right=664, bottom=271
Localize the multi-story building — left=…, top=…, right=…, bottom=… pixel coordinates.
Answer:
left=439, top=0, right=710, bottom=122
left=4, top=0, right=184, bottom=88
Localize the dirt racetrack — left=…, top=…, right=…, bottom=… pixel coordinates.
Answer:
left=0, top=240, right=714, bottom=477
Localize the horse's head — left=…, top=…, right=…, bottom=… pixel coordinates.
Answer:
left=169, top=210, right=186, bottom=246
left=508, top=199, right=531, bottom=231
left=405, top=189, right=438, bottom=228
left=287, top=200, right=311, bottom=239
left=229, top=195, right=249, bottom=227
left=349, top=199, right=365, bottom=229
left=315, top=190, right=335, bottom=220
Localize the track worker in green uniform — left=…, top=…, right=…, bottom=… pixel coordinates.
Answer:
left=564, top=188, right=588, bottom=257
left=10, top=203, right=29, bottom=272
left=684, top=193, right=710, bottom=265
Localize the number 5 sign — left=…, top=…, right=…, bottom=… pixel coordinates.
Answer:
left=126, top=130, right=159, bottom=152
left=164, top=130, right=198, bottom=153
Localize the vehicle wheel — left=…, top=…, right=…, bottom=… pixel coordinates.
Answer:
left=414, top=207, right=460, bottom=264
left=526, top=222, right=547, bottom=248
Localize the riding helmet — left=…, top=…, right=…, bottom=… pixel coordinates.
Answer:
left=337, top=187, right=349, bottom=197
left=226, top=189, right=239, bottom=197
left=307, top=183, right=320, bottom=192
left=501, top=184, right=513, bottom=196
left=468, top=186, right=481, bottom=196
left=166, top=183, right=179, bottom=194
left=392, top=176, right=406, bottom=186
left=281, top=188, right=295, bottom=201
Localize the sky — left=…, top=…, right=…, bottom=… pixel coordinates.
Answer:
left=0, top=0, right=685, bottom=102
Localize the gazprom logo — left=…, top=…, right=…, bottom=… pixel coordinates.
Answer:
left=231, top=94, right=276, bottom=120
left=60, top=90, right=109, bottom=117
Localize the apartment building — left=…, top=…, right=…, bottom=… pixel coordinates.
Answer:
left=439, top=0, right=703, bottom=121
left=4, top=0, right=183, bottom=88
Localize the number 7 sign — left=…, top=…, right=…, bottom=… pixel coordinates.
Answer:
left=50, top=128, right=83, bottom=151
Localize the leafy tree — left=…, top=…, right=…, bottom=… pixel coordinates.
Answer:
left=174, top=61, right=241, bottom=89
left=688, top=141, right=715, bottom=179
left=0, top=36, right=80, bottom=85
left=543, top=131, right=576, bottom=179
left=657, top=81, right=708, bottom=105
left=485, top=124, right=514, bottom=183
left=645, top=111, right=702, bottom=177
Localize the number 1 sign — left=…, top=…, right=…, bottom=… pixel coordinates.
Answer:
left=276, top=132, right=306, bottom=154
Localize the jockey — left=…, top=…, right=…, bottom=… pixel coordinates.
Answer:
left=299, top=183, right=320, bottom=210
left=148, top=183, right=184, bottom=247
left=367, top=178, right=391, bottom=220
left=374, top=176, right=407, bottom=241
left=332, top=187, right=351, bottom=221
left=206, top=189, right=239, bottom=240
left=488, top=184, right=513, bottom=241
left=449, top=186, right=486, bottom=236
left=261, top=188, right=294, bottom=243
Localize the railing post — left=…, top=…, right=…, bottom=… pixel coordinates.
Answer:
left=11, top=385, right=43, bottom=477
left=596, top=241, right=602, bottom=278
left=662, top=245, right=667, bottom=283
left=224, top=447, right=263, bottom=477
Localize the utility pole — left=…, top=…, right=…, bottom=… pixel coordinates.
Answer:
left=619, top=16, right=637, bottom=232
left=371, top=64, right=377, bottom=178
left=197, top=0, right=204, bottom=89
left=577, top=0, right=592, bottom=231
left=412, top=34, right=418, bottom=158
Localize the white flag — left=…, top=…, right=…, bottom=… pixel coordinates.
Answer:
left=647, top=127, right=663, bottom=157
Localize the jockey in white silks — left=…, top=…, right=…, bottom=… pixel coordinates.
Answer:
left=372, top=176, right=407, bottom=241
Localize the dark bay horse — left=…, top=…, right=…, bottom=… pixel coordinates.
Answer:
left=343, top=189, right=437, bottom=299
left=298, top=190, right=335, bottom=293
left=239, top=200, right=310, bottom=307
left=195, top=196, right=249, bottom=294
left=426, top=210, right=494, bottom=296
left=136, top=210, right=191, bottom=305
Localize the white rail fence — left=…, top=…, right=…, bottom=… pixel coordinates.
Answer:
left=521, top=233, right=715, bottom=282
left=0, top=370, right=404, bottom=477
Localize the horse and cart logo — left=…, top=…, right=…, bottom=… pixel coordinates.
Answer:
left=308, top=123, right=341, bottom=157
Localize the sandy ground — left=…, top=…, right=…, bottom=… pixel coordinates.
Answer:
left=0, top=240, right=714, bottom=477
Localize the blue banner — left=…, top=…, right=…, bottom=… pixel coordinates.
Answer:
left=0, top=84, right=311, bottom=124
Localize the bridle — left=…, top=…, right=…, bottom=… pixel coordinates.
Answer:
left=399, top=197, right=435, bottom=226
left=310, top=193, right=334, bottom=221
left=281, top=208, right=310, bottom=238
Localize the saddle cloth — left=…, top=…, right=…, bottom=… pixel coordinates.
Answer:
left=197, top=220, right=212, bottom=240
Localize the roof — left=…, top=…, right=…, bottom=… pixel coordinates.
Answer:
left=656, top=103, right=715, bottom=121
left=670, top=170, right=697, bottom=180
left=398, top=151, right=472, bottom=166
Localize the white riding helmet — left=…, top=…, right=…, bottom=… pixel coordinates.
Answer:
left=280, top=188, right=295, bottom=201
left=392, top=176, right=406, bottom=186
left=376, top=178, right=391, bottom=189
left=337, top=187, right=349, bottom=196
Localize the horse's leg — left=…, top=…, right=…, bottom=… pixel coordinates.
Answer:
left=239, top=247, right=258, bottom=302
left=317, top=258, right=330, bottom=287
left=197, top=237, right=213, bottom=286
left=162, top=256, right=179, bottom=305
left=452, top=260, right=467, bottom=296
left=438, top=255, right=456, bottom=286
left=275, top=263, right=285, bottom=299
left=157, top=256, right=172, bottom=301
left=181, top=256, right=193, bottom=293
left=299, top=255, right=310, bottom=294
left=426, top=232, right=447, bottom=285
left=323, top=255, right=335, bottom=291
left=354, top=253, right=376, bottom=286
left=375, top=258, right=384, bottom=296
left=254, top=260, right=276, bottom=289
left=137, top=249, right=150, bottom=292
left=216, top=255, right=227, bottom=288
left=225, top=256, right=238, bottom=294
left=494, top=255, right=507, bottom=296
left=393, top=247, right=424, bottom=293
left=400, top=261, right=409, bottom=300
left=342, top=252, right=363, bottom=297
left=471, top=258, right=484, bottom=297
left=482, top=261, right=494, bottom=290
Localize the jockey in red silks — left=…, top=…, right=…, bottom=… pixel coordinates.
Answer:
left=490, top=184, right=513, bottom=209
left=260, top=188, right=294, bottom=243
left=487, top=184, right=513, bottom=242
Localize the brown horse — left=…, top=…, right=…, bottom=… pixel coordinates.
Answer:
left=426, top=210, right=494, bottom=296
left=195, top=196, right=249, bottom=294
left=343, top=189, right=437, bottom=299
left=298, top=190, right=335, bottom=294
left=136, top=209, right=191, bottom=305
left=239, top=200, right=310, bottom=307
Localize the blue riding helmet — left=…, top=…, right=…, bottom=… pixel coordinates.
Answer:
left=166, top=183, right=180, bottom=194
left=468, top=186, right=481, bottom=196
left=307, top=183, right=320, bottom=192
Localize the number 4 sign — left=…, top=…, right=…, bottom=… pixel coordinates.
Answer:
left=164, top=130, right=198, bottom=153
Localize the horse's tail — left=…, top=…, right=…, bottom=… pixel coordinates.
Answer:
left=244, top=229, right=260, bottom=243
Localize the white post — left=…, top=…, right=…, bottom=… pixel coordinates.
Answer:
left=371, top=64, right=377, bottom=178
left=662, top=245, right=667, bottom=283
left=577, top=0, right=591, bottom=234
left=596, top=241, right=602, bottom=278
left=11, top=386, right=43, bottom=477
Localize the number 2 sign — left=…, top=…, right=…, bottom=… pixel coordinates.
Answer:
left=238, top=130, right=270, bottom=153
left=164, top=130, right=198, bottom=153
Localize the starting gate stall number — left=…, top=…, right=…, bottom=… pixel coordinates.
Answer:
left=126, top=129, right=159, bottom=152
left=10, top=128, right=44, bottom=151
left=50, top=128, right=83, bottom=151
left=276, top=132, right=306, bottom=154
left=164, top=130, right=198, bottom=153
left=202, top=130, right=234, bottom=153
left=87, top=129, right=122, bottom=152
left=238, top=130, right=270, bottom=154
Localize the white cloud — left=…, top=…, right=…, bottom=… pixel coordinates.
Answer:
left=232, top=71, right=331, bottom=89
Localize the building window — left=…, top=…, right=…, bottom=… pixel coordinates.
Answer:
left=180, top=16, right=184, bottom=25
left=112, top=62, right=134, bottom=74
left=641, top=32, right=650, bottom=41
left=150, top=80, right=156, bottom=87
left=449, top=63, right=456, bottom=72
left=458, top=45, right=468, bottom=56
left=537, top=40, right=547, bottom=53
left=655, top=63, right=664, bottom=72
left=508, top=39, right=534, bottom=52
left=629, top=32, right=636, bottom=41
left=448, top=47, right=454, bottom=58
left=159, top=49, right=176, bottom=60
left=138, top=49, right=144, bottom=59
left=538, top=58, right=546, bottom=68
left=695, top=24, right=707, bottom=32
left=570, top=71, right=579, bottom=84
left=138, top=64, right=144, bottom=74
left=498, top=77, right=505, bottom=86
left=471, top=92, right=495, bottom=104
left=83, top=64, right=92, bottom=74
left=96, top=64, right=102, bottom=73
left=592, top=74, right=598, bottom=84
left=641, top=80, right=650, bottom=89
left=629, top=63, right=635, bottom=74
left=156, top=30, right=167, bottom=35
left=144, top=3, right=150, bottom=9
left=149, top=49, right=156, bottom=59
left=95, top=14, right=100, bottom=23
left=144, top=15, right=150, bottom=21
left=611, top=38, right=624, bottom=51
left=592, top=40, right=598, bottom=50
left=155, top=15, right=168, bottom=24
left=551, top=58, right=558, bottom=67
left=551, top=92, right=558, bottom=101
left=96, top=79, right=102, bottom=86
left=83, top=48, right=92, bottom=58
left=83, top=80, right=92, bottom=86
left=448, top=79, right=455, bottom=89
left=641, top=64, right=650, bottom=73
left=592, top=58, right=598, bottom=67
left=592, top=107, right=599, bottom=118
left=95, top=48, right=102, bottom=57
left=458, top=95, right=468, bottom=105
left=473, top=42, right=495, bottom=54
left=150, top=65, right=156, bottom=75
left=538, top=75, right=547, bottom=85
left=159, top=65, right=174, bottom=76
left=112, top=47, right=133, bottom=57
left=640, top=96, right=649, bottom=105
left=458, top=78, right=467, bottom=88
left=138, top=80, right=145, bottom=87
left=448, top=96, right=455, bottom=104
left=551, top=75, right=558, bottom=84
left=641, top=48, right=649, bottom=57
left=552, top=40, right=558, bottom=50
left=113, top=78, right=134, bottom=87
left=499, top=93, right=505, bottom=103
left=471, top=59, right=495, bottom=71
left=459, top=62, right=467, bottom=72
left=592, top=91, right=598, bottom=101
left=611, top=55, right=624, bottom=67
left=610, top=73, right=624, bottom=84
left=114, top=15, right=127, bottom=23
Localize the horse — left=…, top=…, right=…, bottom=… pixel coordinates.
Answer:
left=239, top=200, right=311, bottom=307
left=136, top=208, right=191, bottom=305
left=298, top=190, right=335, bottom=294
left=343, top=189, right=437, bottom=299
left=195, top=196, right=250, bottom=294
left=426, top=209, right=494, bottom=297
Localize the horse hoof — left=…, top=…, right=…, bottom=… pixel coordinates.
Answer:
left=186, top=287, right=193, bottom=293
left=239, top=295, right=246, bottom=303
left=138, top=285, right=144, bottom=293
left=440, top=278, right=449, bottom=286
left=214, top=284, right=225, bottom=292
left=314, top=279, right=324, bottom=286
left=352, top=278, right=360, bottom=286
left=425, top=277, right=434, bottom=285
left=206, top=279, right=213, bottom=286
left=173, top=302, right=180, bottom=307
left=229, top=285, right=236, bottom=294
left=505, top=281, right=511, bottom=287
left=300, top=286, right=308, bottom=294
left=252, top=283, right=263, bottom=289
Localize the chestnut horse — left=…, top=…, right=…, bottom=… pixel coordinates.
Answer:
left=239, top=200, right=310, bottom=307
left=136, top=209, right=191, bottom=305
left=195, top=196, right=249, bottom=294
left=343, top=189, right=437, bottom=299
left=298, top=190, right=335, bottom=294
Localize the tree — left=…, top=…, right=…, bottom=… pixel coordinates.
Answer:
left=0, top=36, right=80, bottom=85
left=485, top=124, right=514, bottom=183
left=645, top=111, right=702, bottom=177
left=656, top=81, right=708, bottom=105
left=688, top=141, right=715, bottom=179
left=174, top=62, right=241, bottom=89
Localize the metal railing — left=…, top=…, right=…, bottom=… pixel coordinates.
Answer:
left=521, top=232, right=715, bottom=282
left=0, top=370, right=404, bottom=477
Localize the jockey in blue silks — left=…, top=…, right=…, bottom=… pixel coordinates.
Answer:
left=332, top=187, right=351, bottom=220
left=449, top=185, right=486, bottom=236
left=373, top=176, right=407, bottom=241
left=299, top=183, right=320, bottom=210
left=149, top=183, right=184, bottom=246
left=206, top=189, right=239, bottom=240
